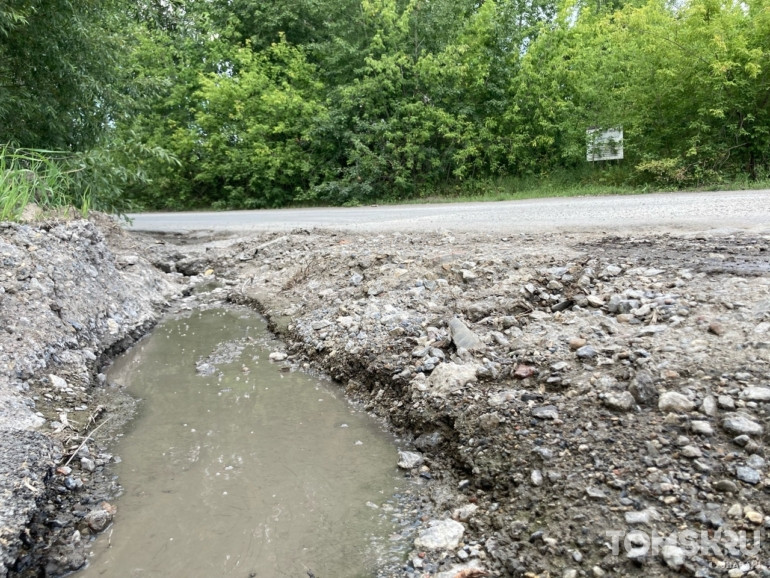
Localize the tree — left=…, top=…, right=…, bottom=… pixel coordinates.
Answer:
left=0, top=0, right=128, bottom=150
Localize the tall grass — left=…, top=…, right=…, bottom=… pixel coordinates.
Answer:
left=0, top=145, right=92, bottom=221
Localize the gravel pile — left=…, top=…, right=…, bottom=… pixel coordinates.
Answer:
left=158, top=228, right=770, bottom=577
left=0, top=217, right=180, bottom=576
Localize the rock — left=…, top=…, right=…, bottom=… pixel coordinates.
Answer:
left=513, top=364, right=536, bottom=379
left=661, top=544, right=686, bottom=569
left=690, top=421, right=714, bottom=435
left=414, top=432, right=443, bottom=450
left=708, top=321, right=725, bottom=335
left=448, top=318, right=485, bottom=352
left=727, top=503, right=743, bottom=518
left=435, top=560, right=486, bottom=578
left=721, top=414, right=763, bottom=436
left=733, top=435, right=750, bottom=447
left=658, top=391, right=695, bottom=413
left=452, top=504, right=479, bottom=521
left=49, top=374, right=68, bottom=390
left=701, top=395, right=717, bottom=416
left=585, top=487, right=606, bottom=500
left=350, top=273, right=363, bottom=286
left=478, top=412, right=502, bottom=431
left=80, top=457, right=95, bottom=472
left=602, top=391, right=635, bottom=412
left=681, top=445, right=702, bottom=458
left=424, top=362, right=478, bottom=396
left=624, top=508, right=660, bottom=525
left=531, top=469, right=543, bottom=486
left=718, top=395, right=736, bottom=410
left=414, top=519, right=465, bottom=550
left=576, top=345, right=597, bottom=359
left=629, top=371, right=658, bottom=406
left=550, top=361, right=569, bottom=372
left=569, top=337, right=587, bottom=350
left=397, top=451, right=424, bottom=469
left=84, top=508, right=113, bottom=533
left=745, top=510, right=763, bottom=525
left=268, top=352, right=288, bottom=362
left=531, top=405, right=559, bottom=420
left=741, top=387, right=770, bottom=402
left=747, top=454, right=765, bottom=469
left=736, top=466, right=761, bottom=485
left=714, top=480, right=739, bottom=494
left=587, top=295, right=604, bottom=307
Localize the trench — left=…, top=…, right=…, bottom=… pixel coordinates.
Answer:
left=76, top=307, right=413, bottom=577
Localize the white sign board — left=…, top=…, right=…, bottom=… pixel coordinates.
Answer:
left=587, top=127, right=623, bottom=161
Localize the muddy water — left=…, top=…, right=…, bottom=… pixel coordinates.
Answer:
left=79, top=308, right=408, bottom=578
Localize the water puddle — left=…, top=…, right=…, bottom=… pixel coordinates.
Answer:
left=78, top=308, right=410, bottom=577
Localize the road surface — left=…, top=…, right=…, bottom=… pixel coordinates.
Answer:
left=128, top=190, right=770, bottom=234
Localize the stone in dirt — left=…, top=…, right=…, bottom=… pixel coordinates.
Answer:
left=84, top=507, right=114, bottom=532
left=49, top=374, right=68, bottom=390
left=449, top=318, right=485, bottom=352
left=531, top=405, right=559, bottom=420
left=602, top=391, right=635, bottom=411
left=629, top=370, right=657, bottom=406
left=423, top=362, right=478, bottom=396
left=414, top=519, right=465, bottom=550
left=268, top=351, right=288, bottom=361
left=735, top=466, right=761, bottom=485
left=689, top=420, right=714, bottom=435
left=576, top=345, right=597, bottom=359
left=624, top=508, right=660, bottom=525
left=658, top=391, right=695, bottom=413
left=435, top=559, right=487, bottom=578
left=721, top=413, right=764, bottom=436
left=740, top=387, right=770, bottom=402
left=452, top=504, right=478, bottom=521
left=397, top=450, right=424, bottom=469
left=661, top=544, right=686, bottom=569
left=513, top=364, right=536, bottom=379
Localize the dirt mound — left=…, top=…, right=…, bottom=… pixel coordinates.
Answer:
left=157, top=228, right=770, bottom=577
left=0, top=217, right=181, bottom=576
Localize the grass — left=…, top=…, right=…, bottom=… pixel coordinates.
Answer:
left=379, top=169, right=770, bottom=207
left=0, top=145, right=93, bottom=221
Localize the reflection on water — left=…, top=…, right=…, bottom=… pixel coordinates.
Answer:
left=78, top=308, right=406, bottom=578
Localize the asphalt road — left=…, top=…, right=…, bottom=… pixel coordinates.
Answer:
left=128, top=190, right=770, bottom=235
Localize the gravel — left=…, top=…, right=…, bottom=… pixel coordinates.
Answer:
left=4, top=219, right=770, bottom=577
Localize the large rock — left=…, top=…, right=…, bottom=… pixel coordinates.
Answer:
left=658, top=391, right=695, bottom=413
left=721, top=413, right=764, bottom=436
left=424, top=362, right=478, bottom=396
left=603, top=391, right=635, bottom=412
left=397, top=450, right=424, bottom=469
left=449, top=318, right=485, bottom=352
left=741, top=387, right=770, bottom=402
left=414, top=519, right=465, bottom=550
left=629, top=371, right=658, bottom=406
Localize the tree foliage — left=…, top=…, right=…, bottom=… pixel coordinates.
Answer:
left=0, top=0, right=127, bottom=150
left=4, top=0, right=769, bottom=211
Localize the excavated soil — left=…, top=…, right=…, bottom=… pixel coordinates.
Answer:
left=1, top=217, right=769, bottom=578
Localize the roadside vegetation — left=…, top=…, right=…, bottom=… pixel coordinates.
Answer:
left=1, top=0, right=769, bottom=216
